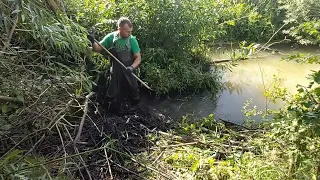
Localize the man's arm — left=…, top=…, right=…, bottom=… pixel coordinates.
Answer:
left=88, top=33, right=113, bottom=53
left=130, top=36, right=141, bottom=69
left=91, top=42, right=102, bottom=52
left=131, top=52, right=141, bottom=69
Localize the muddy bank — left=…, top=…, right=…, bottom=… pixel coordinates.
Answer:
left=30, top=92, right=171, bottom=179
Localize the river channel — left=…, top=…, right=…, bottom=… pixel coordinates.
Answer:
left=142, top=44, right=320, bottom=125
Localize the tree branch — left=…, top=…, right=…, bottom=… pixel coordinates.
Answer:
left=0, top=95, right=22, bottom=103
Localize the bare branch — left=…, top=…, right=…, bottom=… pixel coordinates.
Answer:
left=0, top=95, right=22, bottom=103
left=74, top=92, right=95, bottom=142
left=103, top=148, right=113, bottom=179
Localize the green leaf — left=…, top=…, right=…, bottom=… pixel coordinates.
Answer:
left=297, top=87, right=304, bottom=93
left=76, top=89, right=82, bottom=96
left=308, top=81, right=315, bottom=88
left=1, top=149, right=23, bottom=165
left=2, top=105, right=9, bottom=113
left=208, top=158, right=215, bottom=167
left=313, top=71, right=320, bottom=84
left=314, top=87, right=320, bottom=97
left=227, top=20, right=235, bottom=26
left=190, top=159, right=200, bottom=171
left=55, top=62, right=73, bottom=72
left=302, top=102, right=312, bottom=108
left=16, top=95, right=24, bottom=103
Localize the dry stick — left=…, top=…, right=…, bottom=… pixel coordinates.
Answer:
left=74, top=92, right=95, bottom=142
left=56, top=124, right=68, bottom=170
left=73, top=145, right=93, bottom=179
left=245, top=28, right=287, bottom=111
left=108, top=159, right=148, bottom=180
left=7, top=145, right=111, bottom=177
left=150, top=142, right=208, bottom=150
left=262, top=39, right=290, bottom=55
left=62, top=124, right=73, bottom=140
left=81, top=99, right=101, bottom=134
left=256, top=23, right=287, bottom=54
left=257, top=61, right=269, bottom=113
left=18, top=85, right=52, bottom=115
left=211, top=55, right=273, bottom=64
left=87, top=97, right=103, bottom=117
left=49, top=113, right=67, bottom=130
left=217, top=118, right=249, bottom=130
left=87, top=115, right=103, bottom=136
left=151, top=151, right=164, bottom=165
left=2, top=3, right=19, bottom=51
left=150, top=135, right=253, bottom=151
left=40, top=163, right=53, bottom=180
left=0, top=128, right=48, bottom=160
left=67, top=159, right=105, bottom=170
left=48, top=99, right=74, bottom=130
left=62, top=124, right=93, bottom=180
left=73, top=162, right=86, bottom=180
left=0, top=95, right=22, bottom=103
left=3, top=134, right=17, bottom=146
left=212, top=25, right=287, bottom=64
left=103, top=148, right=113, bottom=179
left=62, top=117, right=77, bottom=127
left=14, top=133, right=47, bottom=164
left=88, top=96, right=105, bottom=136
left=129, top=157, right=171, bottom=179
left=8, top=144, right=169, bottom=179
left=0, top=51, right=16, bottom=55
left=25, top=133, right=46, bottom=155
left=90, top=128, right=172, bottom=180
left=73, top=145, right=93, bottom=180
left=212, top=59, right=234, bottom=64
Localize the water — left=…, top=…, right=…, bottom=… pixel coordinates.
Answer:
left=143, top=45, right=320, bottom=124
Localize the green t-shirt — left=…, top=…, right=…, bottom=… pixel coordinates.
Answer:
left=100, top=31, right=140, bottom=54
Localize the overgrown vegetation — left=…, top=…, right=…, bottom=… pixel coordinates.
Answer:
left=66, top=0, right=224, bottom=94
left=1, top=0, right=320, bottom=179
left=136, top=55, right=320, bottom=179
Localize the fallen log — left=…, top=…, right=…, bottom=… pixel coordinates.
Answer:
left=211, top=57, right=248, bottom=64
left=0, top=95, right=22, bottom=103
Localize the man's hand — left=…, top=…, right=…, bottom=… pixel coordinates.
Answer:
left=126, top=66, right=134, bottom=73
left=87, top=34, right=95, bottom=45
left=87, top=34, right=102, bottom=52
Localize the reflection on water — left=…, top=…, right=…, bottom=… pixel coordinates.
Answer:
left=144, top=45, right=320, bottom=125
left=222, top=80, right=246, bottom=95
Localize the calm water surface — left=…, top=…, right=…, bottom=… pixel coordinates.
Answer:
left=143, top=45, right=320, bottom=124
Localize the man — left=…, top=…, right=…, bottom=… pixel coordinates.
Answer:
left=88, top=17, right=141, bottom=108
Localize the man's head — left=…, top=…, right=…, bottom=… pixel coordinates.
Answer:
left=117, top=17, right=133, bottom=38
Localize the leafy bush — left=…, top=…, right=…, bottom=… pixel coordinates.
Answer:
left=215, top=1, right=277, bottom=43
left=280, top=0, right=320, bottom=45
